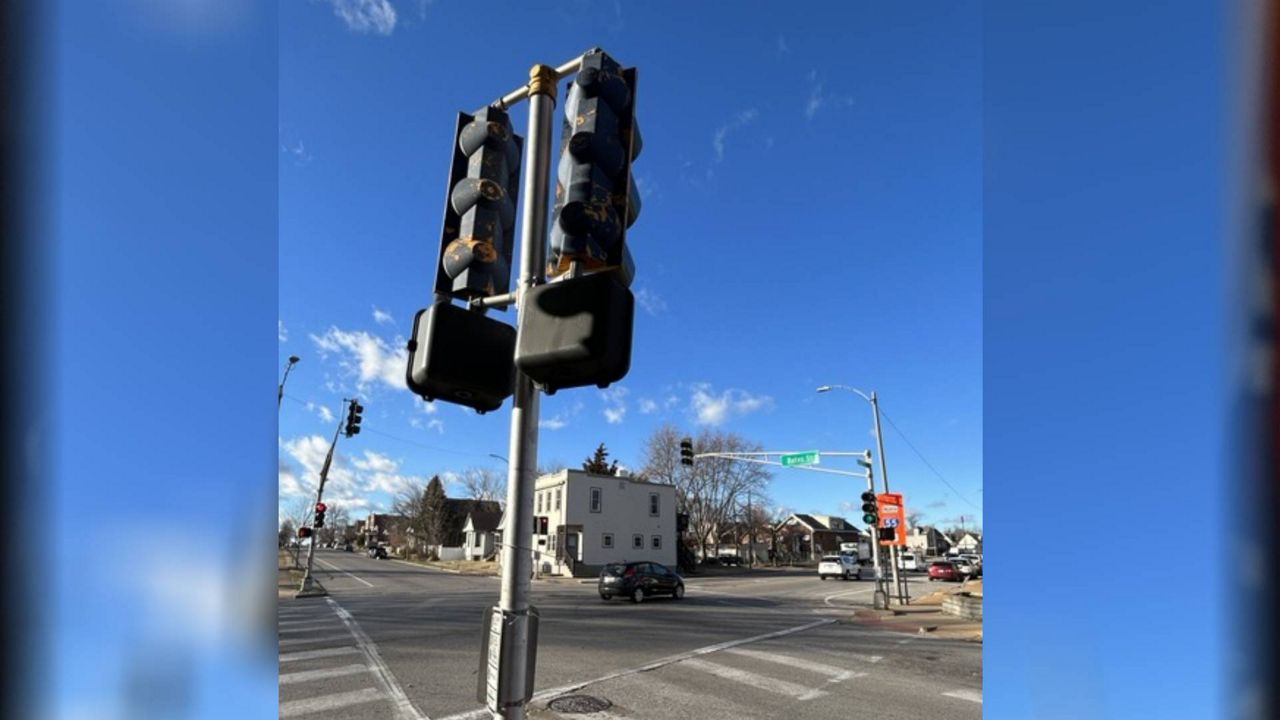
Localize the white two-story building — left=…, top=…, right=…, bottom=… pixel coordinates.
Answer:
left=500, top=469, right=678, bottom=577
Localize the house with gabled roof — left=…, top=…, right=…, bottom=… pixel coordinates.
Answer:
left=773, top=513, right=867, bottom=562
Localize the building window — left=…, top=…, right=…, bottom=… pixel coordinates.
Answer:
left=649, top=492, right=659, bottom=516
left=555, top=488, right=561, bottom=511
left=537, top=493, right=543, bottom=513
left=602, top=533, right=614, bottom=548
left=633, top=534, right=643, bottom=550
left=651, top=535, right=661, bottom=549
left=473, top=533, right=481, bottom=548
left=590, top=487, right=602, bottom=513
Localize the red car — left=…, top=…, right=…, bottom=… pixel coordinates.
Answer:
left=928, top=560, right=962, bottom=582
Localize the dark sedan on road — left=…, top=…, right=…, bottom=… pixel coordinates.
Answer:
left=928, top=560, right=963, bottom=582
left=599, top=561, right=685, bottom=603
left=367, top=545, right=388, bottom=559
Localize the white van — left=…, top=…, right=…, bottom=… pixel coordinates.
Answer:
left=896, top=552, right=919, bottom=571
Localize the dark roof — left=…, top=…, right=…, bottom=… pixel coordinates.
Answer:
left=466, top=510, right=503, bottom=533
left=791, top=513, right=824, bottom=530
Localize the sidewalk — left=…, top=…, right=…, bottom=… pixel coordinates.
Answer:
left=848, top=580, right=983, bottom=642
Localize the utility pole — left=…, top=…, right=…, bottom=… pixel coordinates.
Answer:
left=493, top=62, right=557, bottom=720
left=868, top=391, right=905, bottom=605
left=745, top=488, right=754, bottom=569
left=298, top=399, right=348, bottom=596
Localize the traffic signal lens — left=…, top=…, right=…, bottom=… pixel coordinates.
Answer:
left=862, top=513, right=877, bottom=524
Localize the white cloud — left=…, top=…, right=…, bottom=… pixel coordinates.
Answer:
left=311, top=326, right=407, bottom=393
left=372, top=306, right=394, bottom=325
left=539, top=416, right=568, bottom=430
left=600, top=386, right=629, bottom=425
left=327, top=0, right=397, bottom=35
left=712, top=109, right=759, bottom=162
left=689, top=384, right=774, bottom=426
left=427, top=418, right=445, bottom=434
left=278, top=320, right=288, bottom=343
left=634, top=287, right=667, bottom=316
left=352, top=450, right=398, bottom=474
left=638, top=398, right=658, bottom=414
left=805, top=70, right=854, bottom=120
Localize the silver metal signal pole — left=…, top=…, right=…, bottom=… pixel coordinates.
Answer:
left=494, top=63, right=557, bottom=720
left=299, top=400, right=346, bottom=596
left=869, top=392, right=905, bottom=604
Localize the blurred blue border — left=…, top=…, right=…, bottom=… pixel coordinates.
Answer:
left=985, top=2, right=1228, bottom=717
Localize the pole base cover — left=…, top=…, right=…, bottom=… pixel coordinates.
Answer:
left=406, top=302, right=516, bottom=413
left=514, top=270, right=633, bottom=394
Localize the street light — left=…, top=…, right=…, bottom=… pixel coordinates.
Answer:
left=817, top=383, right=903, bottom=607
left=279, top=355, right=300, bottom=409
left=489, top=453, right=509, bottom=465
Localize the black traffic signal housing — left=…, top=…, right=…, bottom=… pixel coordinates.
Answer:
left=406, top=107, right=523, bottom=414
left=547, top=49, right=642, bottom=276
left=314, top=502, right=327, bottom=528
left=680, top=438, right=694, bottom=466
left=877, top=527, right=896, bottom=542
left=344, top=400, right=364, bottom=437
left=515, top=50, right=642, bottom=394
left=297, top=527, right=312, bottom=539
left=860, top=491, right=878, bottom=526
left=537, top=516, right=549, bottom=535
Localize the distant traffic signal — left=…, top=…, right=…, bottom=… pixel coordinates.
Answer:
left=679, top=438, right=694, bottom=466
left=860, top=491, right=878, bottom=525
left=314, top=502, right=327, bottom=528
left=297, top=527, right=312, bottom=539
left=344, top=400, right=364, bottom=437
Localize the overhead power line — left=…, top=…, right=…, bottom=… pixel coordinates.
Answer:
left=877, top=409, right=981, bottom=512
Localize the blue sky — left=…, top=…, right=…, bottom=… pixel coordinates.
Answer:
left=278, top=1, right=982, bottom=529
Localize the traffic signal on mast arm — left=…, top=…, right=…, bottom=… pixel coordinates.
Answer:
left=406, top=107, right=522, bottom=414
left=314, top=502, right=327, bottom=528
left=680, top=438, right=694, bottom=466
left=860, top=491, right=878, bottom=526
left=515, top=49, right=641, bottom=394
left=344, top=400, right=363, bottom=437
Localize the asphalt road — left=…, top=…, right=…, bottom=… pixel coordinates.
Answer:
left=279, top=550, right=981, bottom=719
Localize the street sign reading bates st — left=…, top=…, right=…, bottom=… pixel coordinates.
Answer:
left=780, top=451, right=820, bottom=467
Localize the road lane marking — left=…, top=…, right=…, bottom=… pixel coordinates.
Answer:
left=435, top=618, right=837, bottom=720
left=681, top=658, right=828, bottom=700
left=279, top=633, right=355, bottom=648
left=279, top=663, right=369, bottom=685
left=327, top=597, right=427, bottom=720
left=318, top=557, right=375, bottom=587
left=942, top=688, right=983, bottom=704
left=278, top=618, right=342, bottom=629
left=823, top=588, right=873, bottom=606
left=279, top=621, right=344, bottom=634
left=279, top=687, right=385, bottom=717
left=279, top=646, right=361, bottom=663
left=723, top=647, right=870, bottom=679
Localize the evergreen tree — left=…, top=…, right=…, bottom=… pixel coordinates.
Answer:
left=582, top=443, right=620, bottom=475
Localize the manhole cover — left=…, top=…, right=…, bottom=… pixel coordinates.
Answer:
left=547, top=695, right=613, bottom=714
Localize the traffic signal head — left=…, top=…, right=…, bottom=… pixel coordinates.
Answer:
left=514, top=268, right=633, bottom=393
left=856, top=450, right=873, bottom=469
left=679, top=438, right=694, bottom=466
left=435, top=107, right=522, bottom=301
left=547, top=49, right=642, bottom=277
left=860, top=490, right=878, bottom=525
left=314, top=502, right=327, bottom=528
left=344, top=400, right=364, bottom=437
left=297, top=527, right=312, bottom=539
left=406, top=301, right=516, bottom=413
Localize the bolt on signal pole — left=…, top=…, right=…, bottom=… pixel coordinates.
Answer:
left=298, top=398, right=349, bottom=597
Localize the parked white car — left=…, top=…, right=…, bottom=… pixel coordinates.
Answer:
left=896, top=552, right=919, bottom=571
left=818, top=555, right=862, bottom=581
left=952, top=557, right=980, bottom=578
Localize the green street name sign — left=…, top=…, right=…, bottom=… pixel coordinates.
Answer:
left=780, top=451, right=820, bottom=467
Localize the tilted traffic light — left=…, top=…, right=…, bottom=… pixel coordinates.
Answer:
left=344, top=400, right=363, bottom=437
left=406, top=107, right=523, bottom=414
left=860, top=491, right=878, bottom=526
left=547, top=49, right=642, bottom=276
left=297, top=527, right=312, bottom=539
left=680, top=438, right=694, bottom=466
left=515, top=50, right=642, bottom=394
left=314, top=502, right=327, bottom=528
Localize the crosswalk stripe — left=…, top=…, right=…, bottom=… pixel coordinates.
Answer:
left=681, top=658, right=828, bottom=701
left=279, top=633, right=355, bottom=648
left=279, top=687, right=385, bottom=717
left=279, top=646, right=361, bottom=663
left=723, top=648, right=866, bottom=680
left=279, top=664, right=369, bottom=685
left=942, top=688, right=983, bottom=704
left=279, top=622, right=343, bottom=635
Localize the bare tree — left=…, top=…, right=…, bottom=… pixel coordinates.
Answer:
left=278, top=519, right=295, bottom=548
left=640, top=424, right=772, bottom=561
left=393, top=479, right=429, bottom=555
left=318, top=503, right=351, bottom=545
left=459, top=466, right=506, bottom=503
left=283, top=496, right=314, bottom=536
